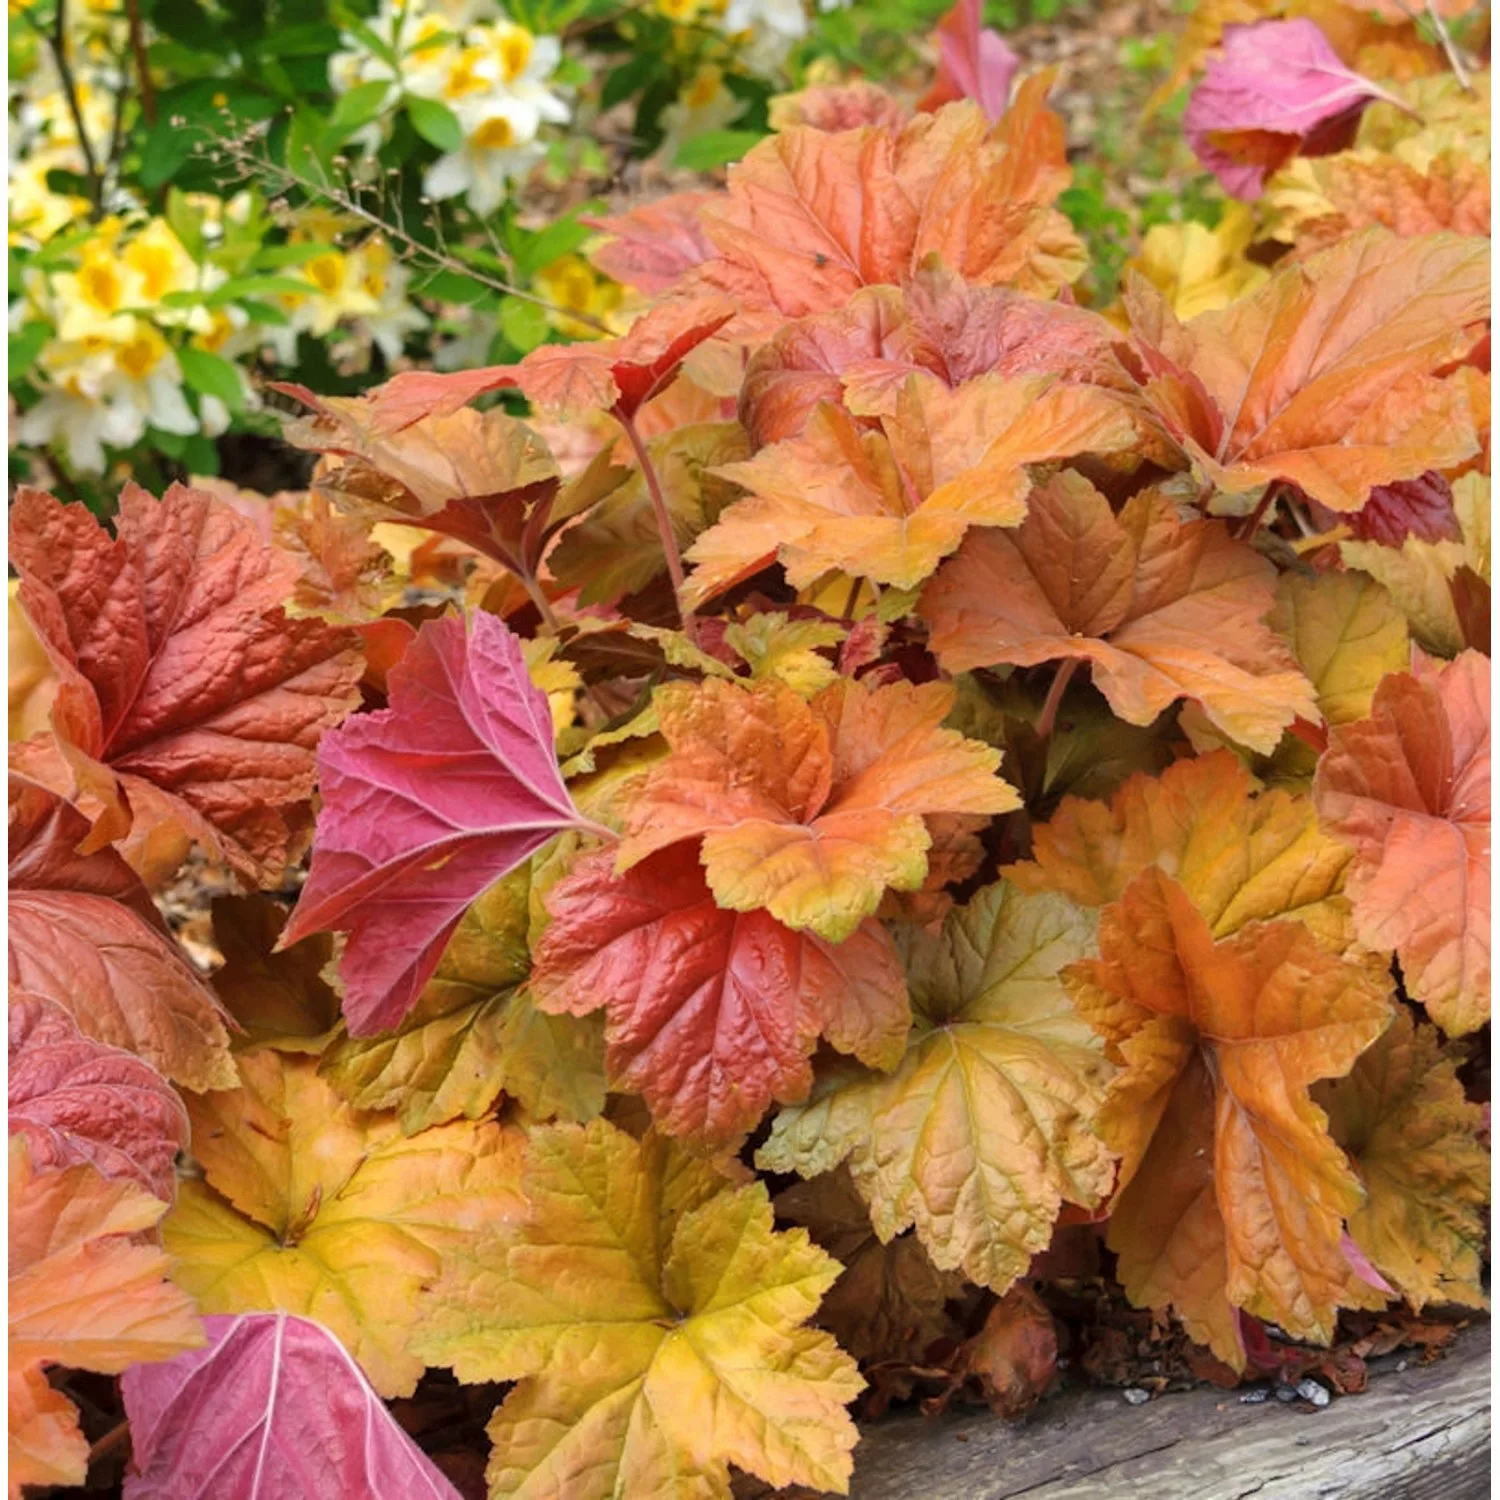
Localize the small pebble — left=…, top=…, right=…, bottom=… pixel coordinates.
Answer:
left=1296, top=1379, right=1331, bottom=1408
left=1274, top=1384, right=1298, bottom=1403
left=1396, top=1359, right=1408, bottom=1373
left=1239, top=1387, right=1270, bottom=1404
left=1123, top=1388, right=1150, bottom=1406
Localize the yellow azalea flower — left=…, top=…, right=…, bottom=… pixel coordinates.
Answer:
left=656, top=63, right=746, bottom=162
left=50, top=238, right=131, bottom=342
left=123, top=217, right=201, bottom=303
left=1129, top=204, right=1269, bottom=321
left=7, top=151, right=89, bottom=245
left=436, top=43, right=498, bottom=103
left=532, top=254, right=626, bottom=340
left=291, top=249, right=382, bottom=335
left=490, top=20, right=534, bottom=82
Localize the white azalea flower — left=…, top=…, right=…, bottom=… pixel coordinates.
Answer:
left=20, top=322, right=198, bottom=473
left=656, top=64, right=746, bottom=162
left=424, top=95, right=548, bottom=216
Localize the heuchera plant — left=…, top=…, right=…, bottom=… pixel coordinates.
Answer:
left=6, top=9, right=1492, bottom=1497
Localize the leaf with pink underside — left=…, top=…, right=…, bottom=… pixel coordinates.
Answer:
left=121, top=1312, right=463, bottom=1500
left=282, top=610, right=601, bottom=1036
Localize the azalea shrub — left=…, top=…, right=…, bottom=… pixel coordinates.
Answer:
left=6, top=1, right=1493, bottom=1496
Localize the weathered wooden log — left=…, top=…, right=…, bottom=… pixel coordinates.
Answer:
left=849, top=1322, right=1490, bottom=1500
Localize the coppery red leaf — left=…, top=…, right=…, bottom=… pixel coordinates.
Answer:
left=8, top=996, right=188, bottom=1202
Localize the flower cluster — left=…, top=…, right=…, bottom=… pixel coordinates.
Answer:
left=328, top=0, right=570, bottom=215
left=10, top=214, right=239, bottom=472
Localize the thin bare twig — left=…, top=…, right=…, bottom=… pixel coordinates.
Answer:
left=1423, top=0, right=1474, bottom=92
left=206, top=127, right=613, bottom=332
left=124, top=0, right=156, bottom=121
left=22, top=0, right=103, bottom=213
left=1387, top=0, right=1474, bottom=92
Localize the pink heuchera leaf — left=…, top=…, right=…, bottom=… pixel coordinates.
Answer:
left=281, top=610, right=602, bottom=1036
left=583, top=192, right=720, bottom=295
left=918, top=0, right=1019, bottom=122
left=8, top=774, right=236, bottom=1092
left=1184, top=19, right=1401, bottom=200
left=8, top=997, right=189, bottom=1203
left=121, top=1312, right=463, bottom=1500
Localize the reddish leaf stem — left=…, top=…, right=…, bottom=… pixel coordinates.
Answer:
left=616, top=406, right=697, bottom=641
left=519, top=571, right=561, bottom=635
left=1235, top=482, right=1283, bottom=542
left=1036, top=659, right=1079, bottom=741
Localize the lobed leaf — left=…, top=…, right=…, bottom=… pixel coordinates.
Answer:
left=1314, top=650, right=1490, bottom=1034
left=282, top=611, right=602, bottom=1035
left=922, top=472, right=1319, bottom=753
left=533, top=842, right=909, bottom=1148
left=415, top=1119, right=864, bottom=1499
left=164, top=1049, right=526, bottom=1397
left=9, top=484, right=362, bottom=887
left=8, top=774, right=235, bottom=1091
left=759, top=883, right=1113, bottom=1294
left=616, top=675, right=1018, bottom=942
left=1064, top=868, right=1393, bottom=1366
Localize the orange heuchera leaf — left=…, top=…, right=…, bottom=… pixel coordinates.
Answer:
left=510, top=294, right=737, bottom=420
left=9, top=484, right=363, bottom=887
left=1009, top=750, right=1359, bottom=952
left=1125, top=230, right=1489, bottom=512
left=688, top=373, right=1136, bottom=601
left=1269, top=150, right=1490, bottom=257
left=1064, top=868, right=1392, bottom=1367
left=740, top=267, right=1130, bottom=445
left=9, top=775, right=235, bottom=1091
left=280, top=393, right=575, bottom=575
left=694, top=86, right=1084, bottom=331
left=921, top=473, right=1319, bottom=753
left=532, top=842, right=910, bottom=1148
left=1313, top=649, right=1489, bottom=1035
left=163, top=1047, right=526, bottom=1398
left=415, top=1119, right=864, bottom=1500
left=10, top=1361, right=88, bottom=1497
left=9, top=996, right=189, bottom=1202
left=9, top=1137, right=203, bottom=1494
left=1316, top=1007, right=1489, bottom=1312
left=617, top=675, right=1019, bottom=942
left=769, top=78, right=911, bottom=132
left=362, top=296, right=735, bottom=430
left=759, top=882, right=1114, bottom=1292
left=282, top=611, right=602, bottom=1036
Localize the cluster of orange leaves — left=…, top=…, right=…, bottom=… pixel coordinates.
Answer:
left=6, top=12, right=1492, bottom=1499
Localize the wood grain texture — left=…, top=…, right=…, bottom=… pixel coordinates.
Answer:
left=848, top=1322, right=1490, bottom=1500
